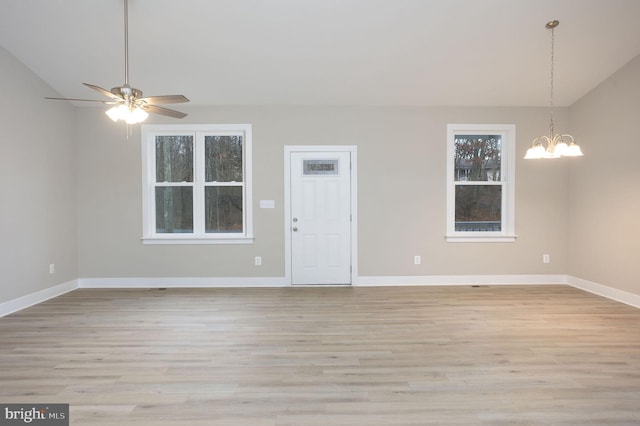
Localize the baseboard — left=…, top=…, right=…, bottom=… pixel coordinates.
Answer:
left=568, top=276, right=640, bottom=309
left=78, top=276, right=289, bottom=288
left=355, top=274, right=568, bottom=286
left=79, top=275, right=568, bottom=289
left=0, top=280, right=78, bottom=318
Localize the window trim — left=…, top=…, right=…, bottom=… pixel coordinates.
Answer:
left=446, top=124, right=516, bottom=243
left=141, top=124, right=253, bottom=245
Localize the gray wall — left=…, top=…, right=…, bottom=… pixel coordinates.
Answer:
left=568, top=54, right=640, bottom=295
left=8, top=44, right=637, bottom=304
left=0, top=47, right=77, bottom=304
left=76, top=106, right=570, bottom=279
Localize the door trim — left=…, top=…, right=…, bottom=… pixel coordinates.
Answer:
left=284, top=145, right=358, bottom=286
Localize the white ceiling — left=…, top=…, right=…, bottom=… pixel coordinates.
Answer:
left=1, top=0, right=640, bottom=107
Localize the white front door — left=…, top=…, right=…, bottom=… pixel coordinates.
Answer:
left=289, top=151, right=352, bottom=285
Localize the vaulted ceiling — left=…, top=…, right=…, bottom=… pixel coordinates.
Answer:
left=2, top=0, right=640, bottom=107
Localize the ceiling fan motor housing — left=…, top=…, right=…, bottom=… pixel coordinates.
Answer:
left=112, top=85, right=143, bottom=103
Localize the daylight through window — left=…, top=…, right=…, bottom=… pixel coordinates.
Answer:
left=446, top=124, right=515, bottom=242
left=142, top=124, right=253, bottom=244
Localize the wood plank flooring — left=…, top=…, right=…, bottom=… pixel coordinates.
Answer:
left=1, top=285, right=640, bottom=425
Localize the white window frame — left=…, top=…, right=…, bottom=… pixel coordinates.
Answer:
left=446, top=124, right=516, bottom=243
left=141, top=124, right=253, bottom=244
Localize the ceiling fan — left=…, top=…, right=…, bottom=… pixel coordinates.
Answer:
left=46, top=0, right=188, bottom=124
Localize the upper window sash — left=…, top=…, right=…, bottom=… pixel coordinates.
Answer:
left=446, top=124, right=516, bottom=243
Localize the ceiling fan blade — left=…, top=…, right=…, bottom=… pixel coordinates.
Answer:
left=145, top=104, right=188, bottom=119
left=139, top=95, right=190, bottom=105
left=83, top=83, right=123, bottom=101
left=45, top=97, right=116, bottom=104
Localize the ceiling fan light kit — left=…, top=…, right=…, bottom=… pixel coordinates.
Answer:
left=46, top=0, right=188, bottom=124
left=106, top=104, right=149, bottom=124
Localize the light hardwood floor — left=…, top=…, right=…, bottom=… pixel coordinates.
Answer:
left=1, top=285, right=640, bottom=425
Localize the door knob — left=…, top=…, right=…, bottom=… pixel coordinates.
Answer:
left=292, top=227, right=298, bottom=232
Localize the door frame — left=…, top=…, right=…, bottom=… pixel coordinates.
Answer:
left=284, top=145, right=358, bottom=286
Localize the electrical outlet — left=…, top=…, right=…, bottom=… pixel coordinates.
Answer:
left=543, top=254, right=550, bottom=264
left=49, top=264, right=55, bottom=274
left=414, top=256, right=421, bottom=265
left=255, top=256, right=262, bottom=266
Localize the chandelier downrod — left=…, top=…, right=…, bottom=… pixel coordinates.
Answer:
left=123, top=0, right=130, bottom=86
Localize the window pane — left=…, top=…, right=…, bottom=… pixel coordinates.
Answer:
left=205, top=186, right=243, bottom=233
left=455, top=185, right=501, bottom=231
left=454, top=135, right=501, bottom=182
left=155, top=136, right=193, bottom=182
left=205, top=136, right=243, bottom=182
left=155, top=187, right=193, bottom=233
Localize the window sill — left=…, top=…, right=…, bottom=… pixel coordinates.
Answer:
left=446, top=234, right=517, bottom=243
left=142, top=236, right=255, bottom=245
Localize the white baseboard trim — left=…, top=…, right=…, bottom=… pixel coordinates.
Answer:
left=568, top=276, right=640, bottom=309
left=79, top=275, right=568, bottom=289
left=0, top=280, right=78, bottom=318
left=355, top=274, right=568, bottom=286
left=78, top=276, right=289, bottom=288
left=78, top=275, right=569, bottom=289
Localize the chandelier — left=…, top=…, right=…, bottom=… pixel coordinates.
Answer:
left=524, top=20, right=583, bottom=159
